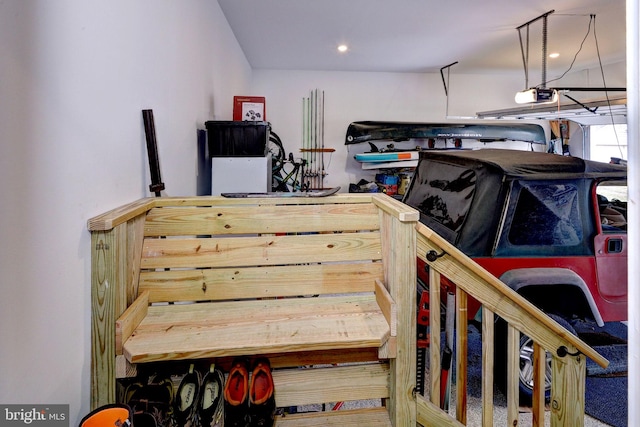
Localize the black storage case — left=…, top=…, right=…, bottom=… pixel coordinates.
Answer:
left=205, top=121, right=270, bottom=157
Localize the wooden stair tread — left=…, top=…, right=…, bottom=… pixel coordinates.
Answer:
left=123, top=294, right=390, bottom=363
left=275, top=407, right=392, bottom=427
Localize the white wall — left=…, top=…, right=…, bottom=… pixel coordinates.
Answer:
left=252, top=70, right=541, bottom=189
left=0, top=0, right=250, bottom=422
left=553, top=61, right=627, bottom=88
left=252, top=62, right=627, bottom=189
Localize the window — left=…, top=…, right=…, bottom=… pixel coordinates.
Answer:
left=589, top=124, right=627, bottom=164
left=509, top=183, right=582, bottom=246
left=596, top=181, right=628, bottom=232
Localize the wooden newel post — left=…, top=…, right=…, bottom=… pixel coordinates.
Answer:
left=550, top=349, right=586, bottom=427
left=90, top=230, right=118, bottom=409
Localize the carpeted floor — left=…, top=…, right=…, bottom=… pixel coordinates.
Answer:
left=585, top=374, right=627, bottom=426
left=581, top=322, right=628, bottom=427
left=462, top=322, right=627, bottom=426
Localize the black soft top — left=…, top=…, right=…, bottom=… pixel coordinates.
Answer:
left=404, top=149, right=626, bottom=256
left=419, top=149, right=627, bottom=180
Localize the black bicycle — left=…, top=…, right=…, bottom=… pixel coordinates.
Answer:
left=269, top=131, right=309, bottom=192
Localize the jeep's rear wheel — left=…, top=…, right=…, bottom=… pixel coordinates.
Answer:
left=496, top=314, right=576, bottom=405
left=518, top=331, right=552, bottom=400
left=518, top=314, right=576, bottom=402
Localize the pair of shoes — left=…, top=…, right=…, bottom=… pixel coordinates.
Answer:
left=224, top=357, right=276, bottom=427
left=174, top=363, right=225, bottom=427
left=124, top=374, right=174, bottom=427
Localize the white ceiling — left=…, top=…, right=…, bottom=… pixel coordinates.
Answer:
left=217, top=0, right=626, bottom=81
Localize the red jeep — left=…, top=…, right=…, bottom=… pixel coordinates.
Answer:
left=403, top=148, right=628, bottom=400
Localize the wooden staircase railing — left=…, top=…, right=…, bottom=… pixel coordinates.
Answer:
left=415, top=222, right=609, bottom=426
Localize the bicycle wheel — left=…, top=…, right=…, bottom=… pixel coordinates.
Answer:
left=269, top=132, right=285, bottom=175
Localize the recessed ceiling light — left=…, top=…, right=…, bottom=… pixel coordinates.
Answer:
left=549, top=52, right=560, bottom=58
left=337, top=44, right=348, bottom=53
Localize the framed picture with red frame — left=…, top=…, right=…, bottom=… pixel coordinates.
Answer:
left=233, top=96, right=266, bottom=121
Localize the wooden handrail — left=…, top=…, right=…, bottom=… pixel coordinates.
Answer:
left=415, top=221, right=609, bottom=426
left=371, top=194, right=420, bottom=222
left=416, top=222, right=607, bottom=368
left=87, top=198, right=156, bottom=231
